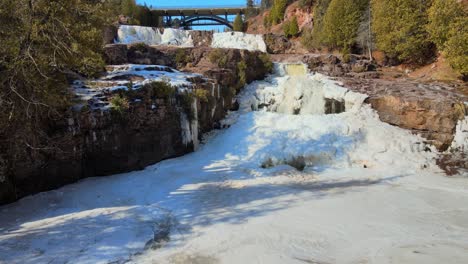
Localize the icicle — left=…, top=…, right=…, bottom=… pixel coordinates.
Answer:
left=191, top=98, right=199, bottom=150
left=180, top=112, right=192, bottom=146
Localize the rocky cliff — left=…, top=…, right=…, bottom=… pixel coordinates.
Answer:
left=0, top=48, right=271, bottom=205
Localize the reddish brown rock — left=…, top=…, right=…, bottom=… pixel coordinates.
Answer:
left=343, top=78, right=468, bottom=151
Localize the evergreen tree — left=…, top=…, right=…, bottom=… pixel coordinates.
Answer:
left=233, top=14, right=245, bottom=32
left=444, top=17, right=468, bottom=77
left=301, top=0, right=332, bottom=49
left=269, top=0, right=288, bottom=25
left=0, top=0, right=110, bottom=180
left=283, top=17, right=299, bottom=38
left=121, top=0, right=137, bottom=17
left=427, top=0, right=464, bottom=49
left=371, top=0, right=433, bottom=64
left=322, top=0, right=368, bottom=53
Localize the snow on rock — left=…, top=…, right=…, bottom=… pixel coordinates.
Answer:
left=211, top=32, right=267, bottom=52
left=117, top=25, right=193, bottom=47
left=2, top=64, right=468, bottom=264
left=71, top=64, right=201, bottom=110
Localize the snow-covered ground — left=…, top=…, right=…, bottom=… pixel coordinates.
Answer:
left=1, top=64, right=468, bottom=264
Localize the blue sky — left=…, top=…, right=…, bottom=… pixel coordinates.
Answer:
left=136, top=0, right=248, bottom=8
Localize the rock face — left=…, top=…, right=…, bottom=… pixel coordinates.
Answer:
left=343, top=78, right=468, bottom=151
left=0, top=48, right=271, bottom=205
left=304, top=54, right=378, bottom=78
left=103, top=44, right=128, bottom=64
left=103, top=45, right=271, bottom=86
left=368, top=97, right=466, bottom=151
left=264, top=34, right=292, bottom=54
left=189, top=31, right=213, bottom=47
left=0, top=81, right=235, bottom=205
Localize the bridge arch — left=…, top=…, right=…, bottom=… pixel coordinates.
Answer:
left=181, top=15, right=234, bottom=29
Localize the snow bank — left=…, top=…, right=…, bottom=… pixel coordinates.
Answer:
left=211, top=32, right=267, bottom=52
left=117, top=25, right=193, bottom=47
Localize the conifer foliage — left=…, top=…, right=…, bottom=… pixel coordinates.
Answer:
left=322, top=0, right=368, bottom=53
left=283, top=17, right=300, bottom=38
left=0, top=0, right=111, bottom=172
left=233, top=14, right=245, bottom=32
left=371, top=0, right=433, bottom=64
left=427, top=0, right=467, bottom=77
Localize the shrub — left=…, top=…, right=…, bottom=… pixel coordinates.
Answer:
left=371, top=0, right=433, bottom=64
left=110, top=94, right=130, bottom=114
left=322, top=0, right=368, bottom=53
left=237, top=61, right=248, bottom=86
left=143, top=81, right=176, bottom=99
left=283, top=17, right=300, bottom=38
left=175, top=49, right=190, bottom=65
left=194, top=89, right=209, bottom=102
left=259, top=53, right=274, bottom=73
left=209, top=49, right=229, bottom=68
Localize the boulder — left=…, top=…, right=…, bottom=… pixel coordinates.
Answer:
left=263, top=34, right=292, bottom=54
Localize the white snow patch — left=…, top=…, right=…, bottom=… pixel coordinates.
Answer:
left=117, top=25, right=193, bottom=47
left=211, top=32, right=267, bottom=52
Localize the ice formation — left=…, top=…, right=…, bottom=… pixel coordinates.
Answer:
left=232, top=63, right=367, bottom=116
left=211, top=32, right=267, bottom=52
left=117, top=25, right=193, bottom=47
left=451, top=116, right=468, bottom=152
left=2, top=63, right=468, bottom=264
